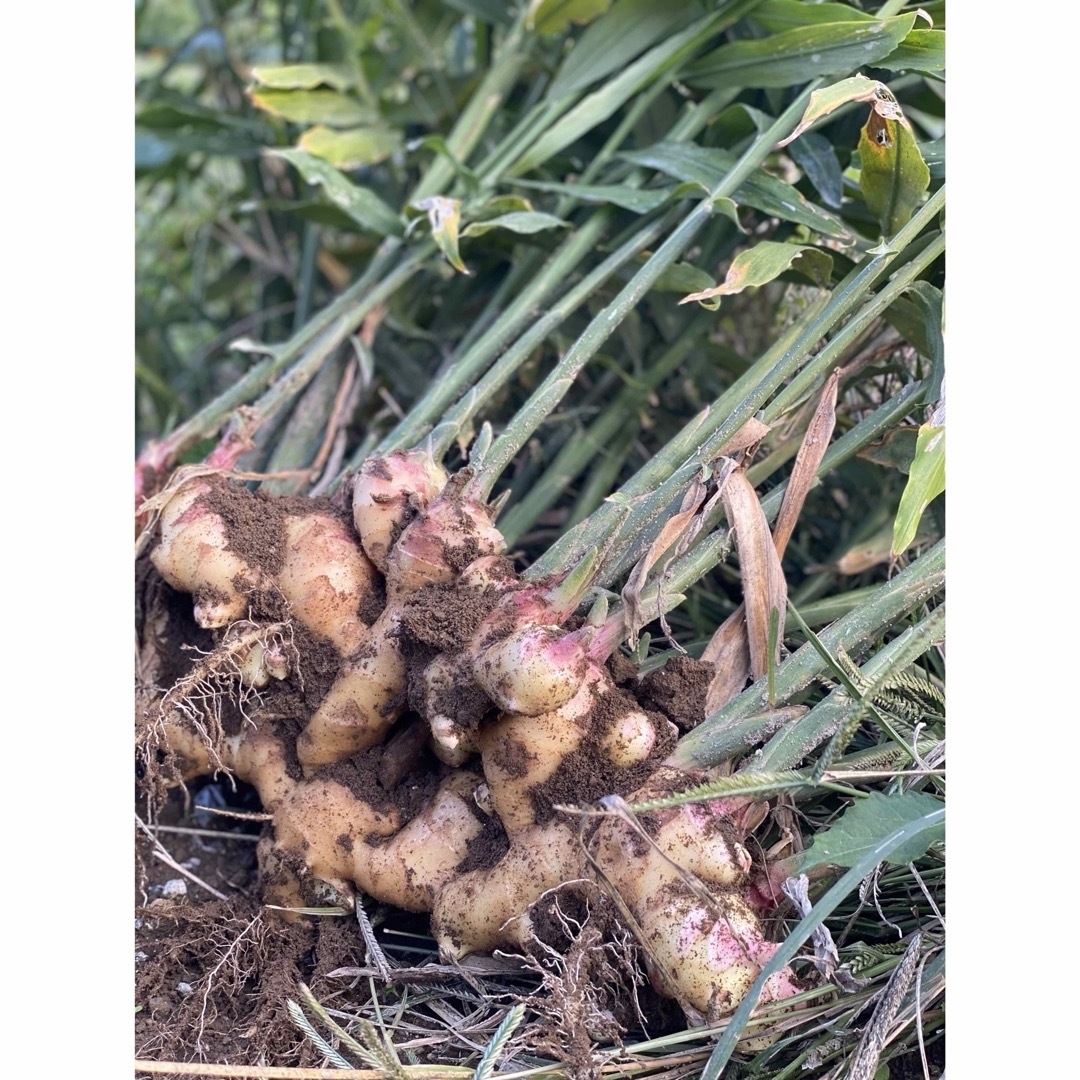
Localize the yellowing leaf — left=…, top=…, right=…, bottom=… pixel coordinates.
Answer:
left=680, top=242, right=832, bottom=308
left=858, top=109, right=931, bottom=237
left=249, top=88, right=373, bottom=127
left=411, top=196, right=469, bottom=274
left=297, top=126, right=402, bottom=169
left=777, top=74, right=902, bottom=147
left=527, top=0, right=612, bottom=35
left=249, top=64, right=355, bottom=91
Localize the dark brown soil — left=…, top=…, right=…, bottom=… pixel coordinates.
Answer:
left=528, top=688, right=678, bottom=825
left=638, top=654, right=714, bottom=732
left=397, top=580, right=504, bottom=651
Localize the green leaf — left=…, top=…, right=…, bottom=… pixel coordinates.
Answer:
left=270, top=149, right=402, bottom=236
left=249, top=88, right=374, bottom=128
left=472, top=195, right=537, bottom=218
left=297, top=126, right=402, bottom=168
left=249, top=63, right=356, bottom=91
left=650, top=260, right=715, bottom=295
left=680, top=241, right=833, bottom=308
left=892, top=423, right=944, bottom=555
left=751, top=1, right=876, bottom=32
left=884, top=281, right=943, bottom=400
left=685, top=15, right=917, bottom=90
left=461, top=210, right=569, bottom=238
left=858, top=109, right=931, bottom=236
left=786, top=131, right=843, bottom=209
left=622, top=142, right=852, bottom=240
left=548, top=0, right=702, bottom=99
left=856, top=426, right=919, bottom=474
left=511, top=12, right=722, bottom=175
left=527, top=0, right=612, bottom=35
left=874, top=29, right=946, bottom=75
left=511, top=178, right=674, bottom=213
left=411, top=196, right=469, bottom=273
left=777, top=74, right=893, bottom=147
left=800, top=790, right=945, bottom=873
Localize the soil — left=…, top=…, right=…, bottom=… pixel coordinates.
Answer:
left=637, top=654, right=714, bottom=732
left=527, top=688, right=678, bottom=825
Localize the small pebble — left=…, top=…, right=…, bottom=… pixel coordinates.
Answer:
left=162, top=879, right=188, bottom=899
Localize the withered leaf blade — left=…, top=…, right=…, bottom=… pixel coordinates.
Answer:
left=721, top=469, right=787, bottom=680
left=622, top=476, right=707, bottom=648
left=702, top=606, right=751, bottom=714
left=772, top=369, right=840, bottom=559
left=719, top=415, right=771, bottom=457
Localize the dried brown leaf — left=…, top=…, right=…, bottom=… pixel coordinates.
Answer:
left=622, top=476, right=707, bottom=647
left=720, top=470, right=787, bottom=680
left=772, top=369, right=840, bottom=558
left=701, top=607, right=751, bottom=713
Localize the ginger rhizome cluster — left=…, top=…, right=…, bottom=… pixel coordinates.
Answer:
left=137, top=451, right=802, bottom=1024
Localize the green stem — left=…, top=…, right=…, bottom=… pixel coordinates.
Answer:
left=750, top=603, right=945, bottom=773
left=498, top=316, right=712, bottom=544
left=425, top=210, right=675, bottom=461
left=410, top=10, right=530, bottom=202
left=668, top=539, right=945, bottom=770
left=373, top=209, right=614, bottom=456
left=528, top=186, right=945, bottom=578
left=474, top=84, right=822, bottom=500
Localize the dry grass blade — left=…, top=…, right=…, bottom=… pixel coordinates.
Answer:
left=720, top=469, right=787, bottom=681
left=700, top=611, right=750, bottom=713
left=702, top=374, right=839, bottom=709
left=134, top=1064, right=471, bottom=1078
left=622, top=476, right=707, bottom=648
left=771, top=369, right=840, bottom=559
left=844, top=932, right=923, bottom=1080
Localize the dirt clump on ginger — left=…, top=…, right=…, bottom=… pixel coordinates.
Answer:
left=528, top=689, right=677, bottom=825
left=637, top=654, right=713, bottom=731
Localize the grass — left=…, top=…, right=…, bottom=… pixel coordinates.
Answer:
left=136, top=1, right=945, bottom=1076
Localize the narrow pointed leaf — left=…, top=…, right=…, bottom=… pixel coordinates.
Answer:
left=512, top=11, right=727, bottom=176
left=527, top=0, right=611, bottom=35
left=549, top=0, right=703, bottom=99
left=622, top=142, right=851, bottom=239
left=786, top=131, right=843, bottom=208
left=858, top=110, right=931, bottom=236
left=799, top=790, right=945, bottom=872
left=297, top=125, right=402, bottom=168
left=751, top=1, right=876, bottom=32
left=249, top=63, right=356, bottom=91
left=875, top=29, right=946, bottom=74
left=680, top=241, right=832, bottom=307
left=892, top=423, right=944, bottom=555
left=249, top=88, right=374, bottom=127
left=777, top=74, right=898, bottom=147
left=270, top=149, right=402, bottom=236
left=685, top=15, right=917, bottom=90
left=511, top=178, right=674, bottom=213
left=461, top=210, right=568, bottom=237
